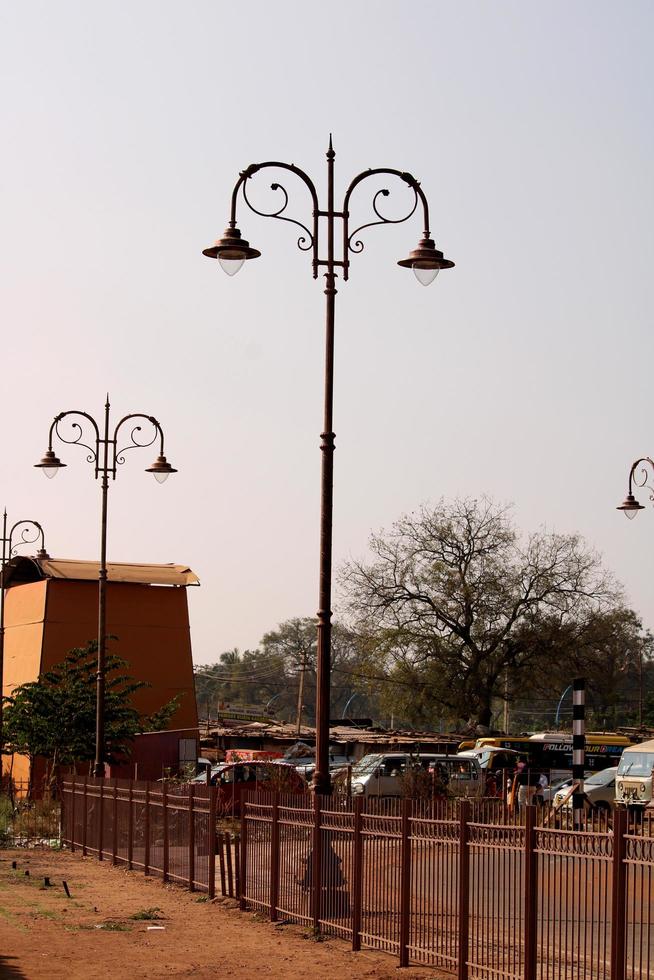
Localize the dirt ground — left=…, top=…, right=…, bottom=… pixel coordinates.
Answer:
left=0, top=849, right=450, bottom=980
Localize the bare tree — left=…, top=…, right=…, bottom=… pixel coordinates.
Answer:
left=340, top=497, right=622, bottom=729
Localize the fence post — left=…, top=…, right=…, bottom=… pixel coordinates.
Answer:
left=70, top=776, right=75, bottom=852
left=457, top=800, right=471, bottom=980
left=239, top=790, right=249, bottom=910
left=524, top=805, right=538, bottom=980
left=82, top=777, right=88, bottom=856
left=351, top=796, right=363, bottom=951
left=188, top=784, right=195, bottom=892
left=144, top=782, right=150, bottom=876
left=270, top=791, right=280, bottom=921
left=208, top=785, right=217, bottom=899
left=98, top=779, right=104, bottom=861
left=611, top=807, right=628, bottom=980
left=162, top=781, right=169, bottom=882
left=399, top=798, right=413, bottom=968
left=312, top=794, right=323, bottom=932
left=127, top=780, right=134, bottom=870
left=112, top=778, right=118, bottom=866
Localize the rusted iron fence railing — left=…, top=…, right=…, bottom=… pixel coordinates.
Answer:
left=61, top=777, right=217, bottom=895
left=240, top=792, right=654, bottom=979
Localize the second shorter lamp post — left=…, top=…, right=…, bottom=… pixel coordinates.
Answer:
left=35, top=396, right=177, bottom=778
left=0, top=511, right=49, bottom=782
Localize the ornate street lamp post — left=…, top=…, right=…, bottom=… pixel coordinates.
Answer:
left=204, top=139, right=454, bottom=793
left=0, top=512, right=49, bottom=781
left=35, top=396, right=177, bottom=777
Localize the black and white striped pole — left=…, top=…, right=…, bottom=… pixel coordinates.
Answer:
left=572, top=677, right=586, bottom=829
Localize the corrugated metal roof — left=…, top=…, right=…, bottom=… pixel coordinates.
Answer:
left=5, top=556, right=199, bottom=587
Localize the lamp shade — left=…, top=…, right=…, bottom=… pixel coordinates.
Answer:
left=34, top=449, right=66, bottom=478
left=202, top=226, right=261, bottom=269
left=616, top=493, right=645, bottom=518
left=398, top=236, right=454, bottom=284
left=146, top=454, right=177, bottom=483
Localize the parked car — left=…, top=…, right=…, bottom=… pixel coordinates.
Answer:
left=191, top=761, right=307, bottom=815
left=350, top=752, right=483, bottom=799
left=292, top=753, right=353, bottom=782
left=553, top=766, right=618, bottom=811
left=540, top=772, right=592, bottom=804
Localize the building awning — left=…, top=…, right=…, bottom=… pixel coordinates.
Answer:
left=3, top=556, right=200, bottom=588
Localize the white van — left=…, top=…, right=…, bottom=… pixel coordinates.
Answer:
left=615, top=739, right=654, bottom=808
left=350, top=752, right=483, bottom=799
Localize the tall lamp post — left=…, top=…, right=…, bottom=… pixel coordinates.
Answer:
left=203, top=139, right=454, bottom=793
left=0, top=512, right=49, bottom=782
left=34, top=396, right=177, bottom=777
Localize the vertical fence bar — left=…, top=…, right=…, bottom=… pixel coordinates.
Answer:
left=524, top=805, right=538, bottom=980
left=458, top=800, right=471, bottom=980
left=239, top=792, right=248, bottom=910
left=208, top=786, right=217, bottom=900
left=70, top=776, right=76, bottom=852
left=270, top=792, right=280, bottom=921
left=611, top=807, right=628, bottom=980
left=188, top=785, right=195, bottom=891
left=312, top=794, right=323, bottom=931
left=351, top=795, right=363, bottom=951
left=234, top=832, right=241, bottom=900
left=225, top=832, right=234, bottom=898
left=127, top=781, right=134, bottom=870
left=98, top=779, right=104, bottom=861
left=112, top=778, right=118, bottom=866
left=399, top=798, right=413, bottom=968
left=162, top=781, right=169, bottom=882
left=144, top=782, right=150, bottom=876
left=82, top=777, right=88, bottom=856
left=218, top=832, right=227, bottom=896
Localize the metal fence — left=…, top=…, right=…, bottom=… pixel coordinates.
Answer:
left=61, top=777, right=216, bottom=895
left=240, top=792, right=654, bottom=980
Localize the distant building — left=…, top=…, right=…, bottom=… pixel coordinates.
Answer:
left=1, top=556, right=200, bottom=788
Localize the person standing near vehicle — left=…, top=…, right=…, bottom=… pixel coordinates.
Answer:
left=512, top=761, right=540, bottom=810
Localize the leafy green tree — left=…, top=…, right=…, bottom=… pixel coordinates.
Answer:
left=1, top=642, right=180, bottom=788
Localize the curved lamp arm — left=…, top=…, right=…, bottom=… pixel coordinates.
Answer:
left=627, top=457, right=654, bottom=495
left=113, top=412, right=176, bottom=482
left=113, top=413, right=164, bottom=464
left=229, top=161, right=320, bottom=276
left=51, top=410, right=101, bottom=470
left=8, top=520, right=47, bottom=559
left=342, top=167, right=431, bottom=281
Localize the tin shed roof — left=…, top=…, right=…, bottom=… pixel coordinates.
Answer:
left=3, top=556, right=200, bottom=587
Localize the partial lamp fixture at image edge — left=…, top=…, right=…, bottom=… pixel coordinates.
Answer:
left=617, top=457, right=652, bottom=519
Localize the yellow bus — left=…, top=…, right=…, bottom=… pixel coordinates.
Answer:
left=470, top=732, right=630, bottom=774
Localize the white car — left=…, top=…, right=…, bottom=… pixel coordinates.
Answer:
left=553, top=767, right=618, bottom=811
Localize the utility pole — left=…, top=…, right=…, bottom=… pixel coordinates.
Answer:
left=296, top=652, right=307, bottom=737
left=503, top=668, right=510, bottom=733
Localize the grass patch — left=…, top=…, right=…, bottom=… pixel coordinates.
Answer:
left=96, top=921, right=132, bottom=932
left=130, top=907, right=164, bottom=921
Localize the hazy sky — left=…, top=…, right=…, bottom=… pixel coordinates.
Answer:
left=3, top=2, right=653, bottom=666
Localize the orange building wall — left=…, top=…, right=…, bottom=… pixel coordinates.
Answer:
left=2, top=581, right=48, bottom=784
left=2, top=578, right=198, bottom=785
